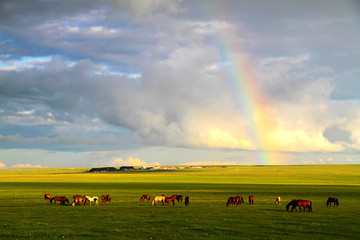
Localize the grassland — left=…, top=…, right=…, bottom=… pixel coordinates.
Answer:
left=0, top=165, right=359, bottom=239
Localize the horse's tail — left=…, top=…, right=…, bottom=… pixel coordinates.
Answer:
left=151, top=198, right=155, bottom=206
left=308, top=201, right=312, bottom=212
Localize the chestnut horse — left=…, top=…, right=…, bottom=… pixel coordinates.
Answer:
left=50, top=196, right=69, bottom=205
left=72, top=196, right=86, bottom=206
left=249, top=196, right=254, bottom=205
left=185, top=196, right=190, bottom=206
left=275, top=197, right=281, bottom=205
left=151, top=195, right=165, bottom=206
left=101, top=195, right=111, bottom=204
left=326, top=197, right=339, bottom=207
left=44, top=194, right=51, bottom=201
left=165, top=195, right=177, bottom=206
left=140, top=195, right=151, bottom=202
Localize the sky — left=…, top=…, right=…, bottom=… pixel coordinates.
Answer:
left=1, top=0, right=360, bottom=168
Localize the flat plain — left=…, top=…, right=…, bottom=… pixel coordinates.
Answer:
left=0, top=165, right=359, bottom=239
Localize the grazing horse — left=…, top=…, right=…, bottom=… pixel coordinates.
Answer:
left=275, top=197, right=281, bottom=205
left=227, top=196, right=244, bottom=207
left=50, top=196, right=69, bottom=205
left=226, top=197, right=235, bottom=207
left=185, top=196, right=190, bottom=206
left=327, top=197, right=339, bottom=207
left=101, top=195, right=111, bottom=204
left=84, top=195, right=99, bottom=206
left=44, top=194, right=51, bottom=201
left=151, top=195, right=166, bottom=206
left=249, top=196, right=254, bottom=205
left=72, top=196, right=86, bottom=206
left=165, top=195, right=177, bottom=206
left=140, top=195, right=151, bottom=202
left=286, top=199, right=312, bottom=212
left=172, top=195, right=183, bottom=202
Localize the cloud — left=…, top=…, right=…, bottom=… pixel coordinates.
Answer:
left=0, top=162, right=6, bottom=168
left=11, top=163, right=46, bottom=168
left=111, top=156, right=161, bottom=166
left=301, top=160, right=317, bottom=165
left=184, top=161, right=236, bottom=166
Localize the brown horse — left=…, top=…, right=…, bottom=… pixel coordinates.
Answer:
left=172, top=195, right=183, bottom=202
left=164, top=195, right=177, bottom=206
left=140, top=195, right=151, bottom=202
left=249, top=196, right=254, bottom=205
left=51, top=196, right=69, bottom=205
left=101, top=195, right=111, bottom=204
left=185, top=196, right=190, bottom=206
left=44, top=194, right=51, bottom=201
left=275, top=196, right=281, bottom=205
left=327, top=197, right=339, bottom=207
left=286, top=199, right=312, bottom=212
left=227, top=196, right=244, bottom=207
left=72, top=196, right=86, bottom=206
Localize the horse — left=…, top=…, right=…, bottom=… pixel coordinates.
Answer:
left=249, top=196, right=254, bottom=205
left=172, top=195, right=183, bottom=202
left=140, top=195, right=151, bottom=202
left=185, top=196, right=190, bottom=206
left=101, top=195, right=111, bottom=204
left=72, top=196, right=86, bottom=206
left=226, top=196, right=244, bottom=207
left=234, top=196, right=244, bottom=206
left=84, top=195, right=99, bottom=206
left=50, top=196, right=69, bottom=205
left=44, top=194, right=51, bottom=201
left=298, top=200, right=312, bottom=212
left=327, top=197, right=339, bottom=207
left=165, top=195, right=177, bottom=206
left=151, top=195, right=165, bottom=206
left=226, top=197, right=235, bottom=207
left=275, top=197, right=281, bottom=205
left=286, top=199, right=312, bottom=212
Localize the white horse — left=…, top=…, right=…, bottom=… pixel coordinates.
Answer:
left=275, top=196, right=281, bottom=205
left=151, top=195, right=165, bottom=206
left=85, top=195, right=99, bottom=206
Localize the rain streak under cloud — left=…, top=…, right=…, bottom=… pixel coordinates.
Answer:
left=0, top=0, right=360, bottom=168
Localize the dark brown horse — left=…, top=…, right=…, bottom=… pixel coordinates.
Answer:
left=326, top=197, right=339, bottom=207
left=249, top=196, right=254, bottom=205
left=51, top=196, right=69, bottom=205
left=140, top=195, right=151, bottom=202
left=185, top=196, right=190, bottom=206
left=72, top=196, right=86, bottom=206
left=101, top=195, right=111, bottom=204
left=172, top=195, right=183, bottom=202
left=164, top=195, right=177, bottom=206
left=44, top=194, right=51, bottom=201
left=227, top=196, right=244, bottom=207
left=286, top=199, right=312, bottom=212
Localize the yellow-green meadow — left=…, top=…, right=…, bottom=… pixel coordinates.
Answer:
left=0, top=165, right=359, bottom=239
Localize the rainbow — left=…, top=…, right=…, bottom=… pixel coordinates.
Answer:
left=214, top=24, right=279, bottom=165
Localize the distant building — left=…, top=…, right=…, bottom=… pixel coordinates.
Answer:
left=89, top=167, right=117, bottom=172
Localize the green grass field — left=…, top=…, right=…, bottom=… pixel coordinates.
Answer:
left=0, top=165, right=359, bottom=239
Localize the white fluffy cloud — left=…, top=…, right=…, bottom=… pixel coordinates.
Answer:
left=11, top=164, right=46, bottom=168
left=111, top=156, right=161, bottom=166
